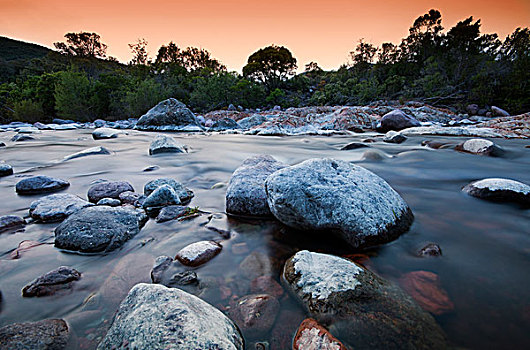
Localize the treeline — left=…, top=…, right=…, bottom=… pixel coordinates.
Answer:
left=0, top=9, right=528, bottom=123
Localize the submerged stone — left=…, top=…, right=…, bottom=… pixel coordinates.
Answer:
left=229, top=294, right=280, bottom=339
left=0, top=319, right=70, bottom=350
left=0, top=163, right=13, bottom=177
left=15, top=176, right=70, bottom=195
left=0, top=215, right=25, bottom=233
left=175, top=241, right=222, bottom=267
left=463, top=178, right=530, bottom=205
left=22, top=266, right=81, bottom=297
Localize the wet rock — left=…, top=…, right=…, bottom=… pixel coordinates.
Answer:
left=0, top=215, right=25, bottom=233
left=0, top=163, right=13, bottom=177
left=293, top=318, right=347, bottom=350
left=63, top=146, right=111, bottom=161
left=97, top=283, right=243, bottom=350
left=209, top=117, right=241, bottom=131
left=135, top=98, right=204, bottom=131
left=491, top=106, right=510, bottom=117
left=169, top=271, right=199, bottom=286
left=239, top=251, right=274, bottom=280
left=118, top=191, right=145, bottom=206
left=340, top=142, right=369, bottom=150
left=238, top=115, right=268, bottom=129
left=418, top=243, right=442, bottom=257
left=250, top=276, right=284, bottom=298
left=144, top=178, right=194, bottom=203
left=29, top=193, right=93, bottom=222
left=148, top=134, right=188, bottom=155
left=463, top=178, right=530, bottom=205
left=0, top=319, right=70, bottom=350
left=142, top=165, right=159, bottom=172
left=0, top=142, right=5, bottom=147
left=361, top=149, right=390, bottom=161
left=92, top=128, right=122, bottom=140
left=11, top=134, right=34, bottom=141
left=22, top=266, right=81, bottom=297
left=383, top=130, right=407, bottom=144
left=142, top=184, right=181, bottom=208
left=9, top=240, right=45, bottom=259
left=421, top=140, right=453, bottom=149
left=175, top=241, right=222, bottom=267
left=150, top=256, right=173, bottom=283
left=265, top=158, right=413, bottom=249
left=96, top=197, right=121, bottom=207
left=155, top=205, right=189, bottom=222
left=466, top=104, right=479, bottom=115
left=283, top=250, right=447, bottom=349
left=55, top=206, right=144, bottom=253
left=15, top=175, right=70, bottom=195
left=87, top=181, right=134, bottom=203
left=455, top=138, right=504, bottom=156
left=377, top=109, right=421, bottom=132
left=229, top=294, right=280, bottom=338
left=226, top=155, right=287, bottom=216
left=401, top=126, right=501, bottom=138
left=399, top=271, right=454, bottom=315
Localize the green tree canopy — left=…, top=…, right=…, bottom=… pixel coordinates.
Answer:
left=54, top=32, right=107, bottom=58
left=242, top=45, right=297, bottom=91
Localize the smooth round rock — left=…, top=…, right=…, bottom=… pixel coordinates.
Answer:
left=96, top=198, right=121, bottom=206
left=149, top=134, right=188, bottom=155
left=135, top=98, right=203, bottom=131
left=0, top=319, right=69, bottom=350
left=144, top=178, right=193, bottom=203
left=175, top=241, right=222, bottom=267
left=229, top=294, right=280, bottom=339
left=97, top=283, right=244, bottom=350
left=0, top=163, right=13, bottom=177
left=54, top=206, right=144, bottom=253
left=226, top=155, right=287, bottom=216
left=142, top=184, right=181, bottom=208
left=383, top=130, right=407, bottom=144
left=418, top=243, right=442, bottom=257
left=265, top=158, right=413, bottom=249
left=377, top=110, right=421, bottom=132
left=455, top=138, right=503, bottom=156
left=208, top=117, right=241, bottom=131
left=92, top=128, right=122, bottom=140
left=22, top=266, right=81, bottom=297
left=29, top=193, right=93, bottom=222
left=15, top=176, right=70, bottom=195
left=87, top=181, right=134, bottom=203
left=0, top=215, right=25, bottom=233
left=463, top=178, right=530, bottom=205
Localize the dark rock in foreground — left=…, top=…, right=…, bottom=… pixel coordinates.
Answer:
left=0, top=163, right=13, bottom=177
left=283, top=250, right=447, bottom=349
left=226, top=155, right=287, bottom=216
left=29, top=193, right=93, bottom=222
left=142, top=184, right=181, bottom=208
left=0, top=215, right=25, bottom=233
left=150, top=256, right=173, bottom=283
left=0, top=319, right=69, bottom=350
left=377, top=109, right=421, bottom=132
left=22, top=266, right=81, bottom=297
left=463, top=178, right=530, bottom=205
left=87, top=181, right=134, bottom=203
left=97, top=283, right=244, bottom=350
left=135, top=98, right=203, bottom=131
left=149, top=134, right=188, bottom=155
left=55, top=206, right=145, bottom=253
left=265, top=158, right=413, bottom=249
left=15, top=175, right=69, bottom=195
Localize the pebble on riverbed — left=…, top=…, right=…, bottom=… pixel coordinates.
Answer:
left=463, top=178, right=530, bottom=206
left=418, top=243, right=443, bottom=257
left=22, top=266, right=81, bottom=297
left=96, top=197, right=121, bottom=207
left=0, top=163, right=13, bottom=177
left=229, top=293, right=280, bottom=339
left=175, top=241, right=222, bottom=267
left=15, top=175, right=70, bottom=195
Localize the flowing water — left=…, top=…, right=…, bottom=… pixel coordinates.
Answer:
left=0, top=129, right=529, bottom=349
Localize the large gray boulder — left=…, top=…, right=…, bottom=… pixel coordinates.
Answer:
left=54, top=206, right=145, bottom=253
left=30, top=193, right=93, bottom=222
left=135, top=98, right=203, bottom=131
left=377, top=110, right=421, bottom=132
left=0, top=319, right=70, bottom=350
left=283, top=250, right=446, bottom=349
left=265, top=158, right=413, bottom=249
left=15, top=176, right=69, bottom=195
left=226, top=155, right=287, bottom=216
left=97, top=283, right=244, bottom=350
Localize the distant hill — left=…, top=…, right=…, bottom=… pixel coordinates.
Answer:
left=0, top=36, right=51, bottom=62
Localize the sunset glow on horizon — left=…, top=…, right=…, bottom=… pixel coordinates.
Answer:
left=1, top=0, right=529, bottom=72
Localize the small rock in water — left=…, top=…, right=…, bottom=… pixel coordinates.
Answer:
left=226, top=155, right=287, bottom=216
left=229, top=294, right=280, bottom=339
left=118, top=191, right=145, bottom=207
left=9, top=240, right=45, bottom=259
left=208, top=117, right=241, bottom=131
left=144, top=178, right=194, bottom=203
left=22, top=266, right=81, bottom=297
left=155, top=205, right=189, bottom=222
left=142, top=165, right=159, bottom=172
left=15, top=175, right=70, bottom=195
left=149, top=134, right=188, bottom=155
left=463, top=178, right=530, bottom=205
left=0, top=215, right=25, bottom=233
left=265, top=158, right=413, bottom=249
left=293, top=318, right=347, bottom=350
left=92, top=127, right=123, bottom=140
left=361, top=149, right=391, bottom=161
left=377, top=109, right=421, bottom=132
left=0, top=163, right=13, bottom=177
left=96, top=283, right=244, bottom=350
left=491, top=106, right=510, bottom=117
left=96, top=198, right=121, bottom=207
left=30, top=193, right=93, bottom=222
left=418, top=243, right=442, bottom=257
left=55, top=206, right=144, bottom=253
left=239, top=251, right=273, bottom=280
left=87, top=181, right=134, bottom=203
left=383, top=130, right=407, bottom=144
left=169, top=271, right=199, bottom=286
left=455, top=138, right=503, bottom=156
left=11, top=134, right=34, bottom=142
left=340, top=142, right=369, bottom=150
left=0, top=142, right=5, bottom=147
left=399, top=271, right=454, bottom=315
left=150, top=256, right=173, bottom=283
left=63, top=146, right=111, bottom=161
left=175, top=241, right=222, bottom=267
left=0, top=319, right=70, bottom=349
left=142, top=184, right=181, bottom=208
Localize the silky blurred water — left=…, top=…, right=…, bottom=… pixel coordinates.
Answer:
left=0, top=129, right=529, bottom=349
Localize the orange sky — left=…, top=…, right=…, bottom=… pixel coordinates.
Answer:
left=1, top=0, right=529, bottom=72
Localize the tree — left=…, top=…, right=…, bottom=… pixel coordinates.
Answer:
left=54, top=32, right=107, bottom=58
left=129, top=39, right=149, bottom=65
left=350, top=39, right=377, bottom=66
left=378, top=43, right=399, bottom=64
left=155, top=42, right=225, bottom=72
left=243, top=45, right=297, bottom=91
left=400, top=9, right=444, bottom=62
left=54, top=70, right=96, bottom=121
left=155, top=41, right=182, bottom=65
left=305, top=62, right=322, bottom=72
